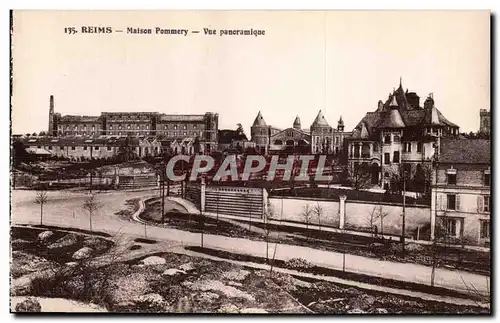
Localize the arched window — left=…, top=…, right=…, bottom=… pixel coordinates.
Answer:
left=286, top=139, right=295, bottom=146
left=274, top=139, right=283, bottom=145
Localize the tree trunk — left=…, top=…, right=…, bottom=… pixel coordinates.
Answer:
left=89, top=211, right=93, bottom=231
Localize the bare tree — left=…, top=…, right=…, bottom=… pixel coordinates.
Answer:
left=34, top=191, right=48, bottom=226
left=264, top=197, right=275, bottom=263
left=366, top=205, right=378, bottom=237
left=301, top=204, right=313, bottom=230
left=377, top=205, right=389, bottom=236
left=313, top=202, right=324, bottom=231
left=300, top=204, right=313, bottom=241
left=82, top=194, right=103, bottom=231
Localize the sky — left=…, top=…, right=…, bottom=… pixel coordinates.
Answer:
left=11, top=10, right=490, bottom=135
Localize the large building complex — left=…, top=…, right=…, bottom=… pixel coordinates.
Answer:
left=347, top=81, right=460, bottom=189
left=47, top=95, right=219, bottom=153
left=250, top=111, right=349, bottom=155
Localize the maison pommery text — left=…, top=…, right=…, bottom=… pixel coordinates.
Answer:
left=64, top=26, right=266, bottom=37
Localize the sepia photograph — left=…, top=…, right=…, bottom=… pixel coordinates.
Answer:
left=9, top=10, right=491, bottom=314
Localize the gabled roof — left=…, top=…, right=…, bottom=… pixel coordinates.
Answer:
left=252, top=111, right=267, bottom=127
left=270, top=127, right=310, bottom=139
left=439, top=138, right=490, bottom=164
left=311, top=110, right=330, bottom=127
left=351, top=122, right=370, bottom=140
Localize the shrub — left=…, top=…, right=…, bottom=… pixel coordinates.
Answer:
left=15, top=298, right=42, bottom=312
left=283, top=258, right=314, bottom=270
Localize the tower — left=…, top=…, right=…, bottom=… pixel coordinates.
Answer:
left=310, top=110, right=332, bottom=154
left=250, top=111, right=269, bottom=154
left=480, top=109, right=490, bottom=134
left=293, top=115, right=301, bottom=130
left=48, top=95, right=54, bottom=136
left=337, top=116, right=344, bottom=132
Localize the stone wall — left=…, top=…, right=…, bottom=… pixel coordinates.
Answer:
left=269, top=196, right=431, bottom=240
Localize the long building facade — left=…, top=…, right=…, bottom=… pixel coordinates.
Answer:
left=347, top=82, right=460, bottom=189
left=47, top=95, right=219, bottom=153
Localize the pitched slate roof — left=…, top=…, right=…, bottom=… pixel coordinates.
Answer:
left=379, top=108, right=406, bottom=128
left=293, top=116, right=301, bottom=128
left=59, top=115, right=101, bottom=123
left=311, top=110, right=330, bottom=127
left=439, top=138, right=490, bottom=164
left=252, top=111, right=267, bottom=127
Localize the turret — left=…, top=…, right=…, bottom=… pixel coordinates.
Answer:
left=337, top=116, right=344, bottom=132
left=250, top=111, right=269, bottom=154
left=293, top=115, right=301, bottom=130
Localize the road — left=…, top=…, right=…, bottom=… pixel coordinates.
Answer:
left=11, top=189, right=490, bottom=297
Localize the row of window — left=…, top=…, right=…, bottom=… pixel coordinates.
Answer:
left=109, top=125, right=149, bottom=130
left=61, top=125, right=98, bottom=131
left=40, top=145, right=114, bottom=151
left=158, top=131, right=203, bottom=137
left=402, top=142, right=423, bottom=153
left=383, top=134, right=401, bottom=144
left=106, top=115, right=151, bottom=120
left=441, top=217, right=490, bottom=239
left=443, top=194, right=490, bottom=213
left=446, top=172, right=490, bottom=186
left=384, top=152, right=400, bottom=164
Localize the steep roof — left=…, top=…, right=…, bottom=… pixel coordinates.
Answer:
left=252, top=111, right=267, bottom=127
left=293, top=115, right=301, bottom=129
left=439, top=138, right=490, bottom=164
left=311, top=110, right=330, bottom=127
left=352, top=84, right=459, bottom=138
left=379, top=108, right=406, bottom=128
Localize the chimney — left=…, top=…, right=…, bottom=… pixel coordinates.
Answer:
left=48, top=95, right=55, bottom=136
left=424, top=95, right=434, bottom=109
left=49, top=95, right=54, bottom=113
left=406, top=92, right=420, bottom=109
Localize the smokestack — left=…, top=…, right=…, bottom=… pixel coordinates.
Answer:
left=49, top=95, right=54, bottom=112
left=48, top=95, right=55, bottom=135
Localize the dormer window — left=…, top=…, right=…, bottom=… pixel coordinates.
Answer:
left=484, top=169, right=491, bottom=186
left=447, top=168, right=457, bottom=185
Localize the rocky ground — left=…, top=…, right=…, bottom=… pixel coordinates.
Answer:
left=10, top=226, right=490, bottom=314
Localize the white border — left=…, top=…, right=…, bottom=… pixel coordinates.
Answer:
left=2, top=1, right=497, bottom=322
